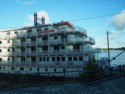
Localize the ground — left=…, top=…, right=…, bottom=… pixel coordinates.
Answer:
left=0, top=77, right=125, bottom=94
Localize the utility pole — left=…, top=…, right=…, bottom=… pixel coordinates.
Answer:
left=107, top=31, right=110, bottom=68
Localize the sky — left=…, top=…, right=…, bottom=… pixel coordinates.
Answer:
left=0, top=0, right=125, bottom=48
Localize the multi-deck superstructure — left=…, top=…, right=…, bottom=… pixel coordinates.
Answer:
left=0, top=13, right=95, bottom=74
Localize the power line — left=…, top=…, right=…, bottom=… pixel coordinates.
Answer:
left=70, top=12, right=125, bottom=22
left=0, top=12, right=125, bottom=29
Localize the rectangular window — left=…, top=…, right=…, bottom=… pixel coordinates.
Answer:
left=37, top=67, right=40, bottom=71
left=21, top=38, right=25, bottom=42
left=52, top=57, right=55, bottom=61
left=21, top=47, right=25, bottom=51
left=42, top=36, right=48, bottom=41
left=39, top=57, right=42, bottom=61
left=73, top=57, right=77, bottom=61
left=31, top=37, right=36, bottom=41
left=47, top=57, right=49, bottom=61
left=8, top=58, right=10, bottom=61
left=0, top=58, right=2, bottom=61
left=57, top=57, right=60, bottom=61
left=61, top=46, right=65, bottom=49
left=0, top=49, right=2, bottom=52
left=20, top=67, right=24, bottom=70
left=11, top=67, right=15, bottom=70
left=27, top=29, right=32, bottom=32
left=79, top=56, right=83, bottom=61
left=8, top=40, right=10, bottom=43
left=29, top=68, right=32, bottom=71
left=44, top=28, right=48, bottom=30
left=54, top=68, right=56, bottom=72
left=54, top=36, right=57, bottom=39
left=37, top=28, right=41, bottom=31
left=68, top=57, right=72, bottom=61
left=8, top=49, right=10, bottom=52
left=43, top=57, right=45, bottom=61
left=61, top=57, right=65, bottom=61
left=21, top=57, right=25, bottom=61
left=31, top=46, right=36, bottom=51
left=0, top=41, right=2, bottom=44
left=31, top=57, right=36, bottom=61
left=14, top=31, right=18, bottom=34
left=45, top=68, right=48, bottom=72
left=7, top=32, right=10, bottom=35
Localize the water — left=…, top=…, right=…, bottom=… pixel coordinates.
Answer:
left=100, top=50, right=125, bottom=66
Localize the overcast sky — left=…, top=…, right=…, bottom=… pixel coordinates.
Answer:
left=0, top=0, right=125, bottom=48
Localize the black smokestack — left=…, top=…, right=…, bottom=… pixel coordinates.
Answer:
left=42, top=17, right=45, bottom=25
left=34, top=12, right=37, bottom=26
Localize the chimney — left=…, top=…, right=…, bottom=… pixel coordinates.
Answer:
left=41, top=17, right=45, bottom=25
left=34, top=12, right=37, bottom=26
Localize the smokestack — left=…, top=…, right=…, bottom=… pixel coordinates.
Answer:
left=42, top=17, right=45, bottom=25
left=34, top=12, right=37, bottom=26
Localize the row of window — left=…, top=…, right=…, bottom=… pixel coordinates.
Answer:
left=0, top=56, right=83, bottom=62
left=6, top=27, right=48, bottom=35
left=0, top=66, right=65, bottom=73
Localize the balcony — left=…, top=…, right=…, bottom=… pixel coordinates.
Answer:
left=83, top=37, right=95, bottom=44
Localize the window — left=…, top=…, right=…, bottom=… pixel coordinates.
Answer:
left=57, top=57, right=60, bottom=61
left=21, top=38, right=25, bottom=42
left=44, top=28, right=48, bottom=30
left=0, top=41, right=2, bottom=44
left=37, top=28, right=41, bottom=31
left=3, top=67, right=5, bottom=69
left=63, top=69, right=66, bottom=72
left=0, top=67, right=1, bottom=69
left=52, top=57, right=55, bottom=61
left=14, top=31, right=18, bottom=34
left=45, top=68, right=48, bottom=72
left=11, top=67, right=15, bottom=70
left=8, top=58, right=10, bottom=61
left=20, top=67, right=24, bottom=70
left=0, top=49, right=2, bottom=52
left=8, top=40, right=10, bottom=43
left=54, top=68, right=56, bottom=72
left=8, top=49, right=10, bottom=52
left=42, top=36, right=48, bottom=41
left=68, top=57, right=72, bottom=61
left=21, top=57, right=25, bottom=61
left=31, top=46, right=36, bottom=51
left=61, top=57, right=65, bottom=61
left=47, top=57, right=49, bottom=61
left=37, top=67, right=40, bottom=71
left=7, top=32, right=10, bottom=35
left=29, top=68, right=32, bottom=71
left=31, top=57, right=36, bottom=61
left=73, top=57, right=77, bottom=61
left=54, top=36, right=57, bottom=39
left=39, top=57, right=42, bottom=61
left=21, top=47, right=25, bottom=51
left=27, top=29, right=32, bottom=32
left=31, top=37, right=36, bottom=41
left=79, top=56, right=83, bottom=61
left=61, top=46, right=65, bottom=49
left=43, top=57, right=45, bottom=61
left=0, top=58, right=2, bottom=61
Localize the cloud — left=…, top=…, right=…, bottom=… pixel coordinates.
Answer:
left=16, top=0, right=36, bottom=5
left=111, top=10, right=125, bottom=30
left=24, top=11, right=50, bottom=26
